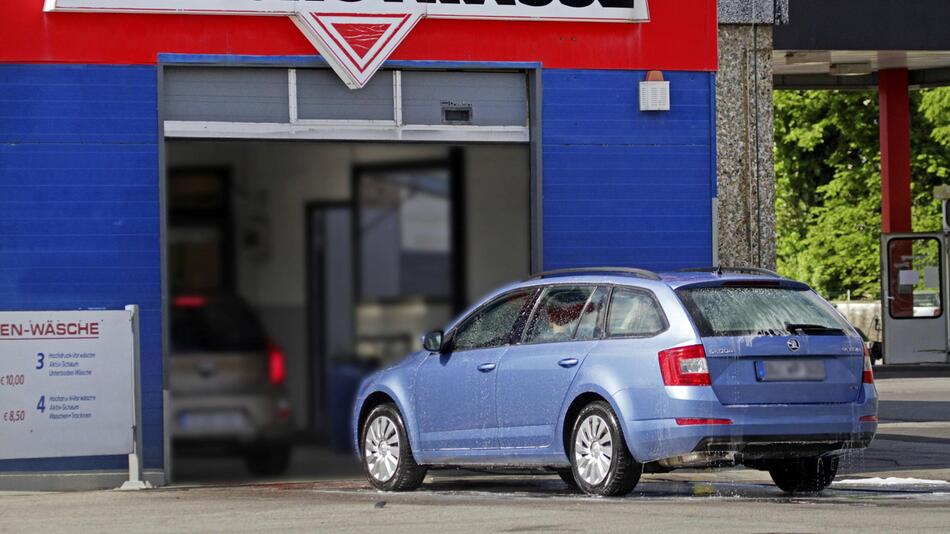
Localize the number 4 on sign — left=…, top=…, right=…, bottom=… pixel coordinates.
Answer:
left=37, top=395, right=45, bottom=413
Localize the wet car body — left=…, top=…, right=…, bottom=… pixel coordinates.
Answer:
left=353, top=268, right=878, bottom=494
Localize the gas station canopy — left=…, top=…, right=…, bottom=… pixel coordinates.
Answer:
left=773, top=0, right=950, bottom=89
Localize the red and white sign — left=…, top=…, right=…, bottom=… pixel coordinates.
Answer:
left=45, top=0, right=650, bottom=89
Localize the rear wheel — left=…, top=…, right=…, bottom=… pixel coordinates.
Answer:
left=361, top=404, right=427, bottom=491
left=569, top=401, right=641, bottom=496
left=769, top=456, right=839, bottom=493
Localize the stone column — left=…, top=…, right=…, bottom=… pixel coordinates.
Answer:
left=715, top=0, right=786, bottom=269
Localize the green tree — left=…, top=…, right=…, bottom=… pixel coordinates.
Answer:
left=774, top=88, right=950, bottom=300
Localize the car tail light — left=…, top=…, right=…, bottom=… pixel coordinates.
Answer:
left=268, top=339, right=286, bottom=386
left=173, top=295, right=207, bottom=308
left=659, top=344, right=710, bottom=386
left=675, top=418, right=732, bottom=426
left=862, top=346, right=874, bottom=384
left=859, top=415, right=878, bottom=423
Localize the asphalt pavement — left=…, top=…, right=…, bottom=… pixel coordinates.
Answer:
left=3, top=372, right=950, bottom=533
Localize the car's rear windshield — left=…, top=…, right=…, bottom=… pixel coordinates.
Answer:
left=675, top=286, right=852, bottom=338
left=171, top=298, right=267, bottom=353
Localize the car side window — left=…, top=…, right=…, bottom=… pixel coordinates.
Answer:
left=607, top=288, right=666, bottom=337
left=524, top=286, right=595, bottom=344
left=451, top=289, right=536, bottom=351
left=573, top=286, right=610, bottom=341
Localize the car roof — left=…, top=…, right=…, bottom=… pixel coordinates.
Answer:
left=513, top=268, right=795, bottom=291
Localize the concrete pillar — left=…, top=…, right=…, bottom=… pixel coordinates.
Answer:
left=715, top=22, right=777, bottom=269
left=879, top=68, right=912, bottom=234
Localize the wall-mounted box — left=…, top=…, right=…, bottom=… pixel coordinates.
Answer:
left=639, top=81, right=670, bottom=112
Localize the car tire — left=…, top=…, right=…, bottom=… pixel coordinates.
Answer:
left=244, top=441, right=292, bottom=477
left=361, top=404, right=427, bottom=492
left=569, top=401, right=641, bottom=496
left=769, top=456, right=839, bottom=493
left=556, top=468, right=578, bottom=490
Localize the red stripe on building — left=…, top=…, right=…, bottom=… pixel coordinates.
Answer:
left=1, top=0, right=718, bottom=71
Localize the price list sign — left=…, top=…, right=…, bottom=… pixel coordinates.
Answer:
left=0, top=310, right=135, bottom=460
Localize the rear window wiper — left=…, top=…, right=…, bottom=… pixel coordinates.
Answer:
left=785, top=323, right=845, bottom=335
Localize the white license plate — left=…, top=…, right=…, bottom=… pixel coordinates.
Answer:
left=756, top=360, right=826, bottom=382
left=179, top=411, right=247, bottom=431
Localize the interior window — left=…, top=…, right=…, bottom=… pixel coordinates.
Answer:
left=452, top=289, right=535, bottom=351
left=886, top=237, right=943, bottom=319
left=524, top=286, right=595, bottom=344
left=607, top=289, right=665, bottom=337
left=574, top=287, right=610, bottom=341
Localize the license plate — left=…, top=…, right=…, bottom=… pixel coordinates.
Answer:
left=755, top=360, right=826, bottom=382
left=179, top=411, right=247, bottom=431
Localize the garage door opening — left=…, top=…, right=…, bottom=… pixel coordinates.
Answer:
left=164, top=140, right=530, bottom=482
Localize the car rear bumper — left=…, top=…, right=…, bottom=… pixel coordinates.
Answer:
left=171, top=393, right=293, bottom=444
left=618, top=385, right=878, bottom=464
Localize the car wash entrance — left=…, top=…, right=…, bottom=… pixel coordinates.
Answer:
left=161, top=63, right=534, bottom=475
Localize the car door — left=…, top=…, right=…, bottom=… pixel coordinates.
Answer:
left=413, top=287, right=538, bottom=451
left=495, top=285, right=608, bottom=448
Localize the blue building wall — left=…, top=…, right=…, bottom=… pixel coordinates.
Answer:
left=542, top=69, right=716, bottom=271
left=0, top=64, right=163, bottom=471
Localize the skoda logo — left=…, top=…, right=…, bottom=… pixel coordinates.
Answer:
left=787, top=339, right=801, bottom=352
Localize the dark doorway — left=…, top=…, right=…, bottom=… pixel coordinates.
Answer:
left=167, top=167, right=233, bottom=293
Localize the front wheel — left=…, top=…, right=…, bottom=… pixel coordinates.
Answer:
left=361, top=404, right=427, bottom=491
left=769, top=456, right=839, bottom=493
left=569, top=401, right=642, bottom=496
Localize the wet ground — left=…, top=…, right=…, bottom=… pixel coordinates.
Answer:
left=3, top=474, right=950, bottom=533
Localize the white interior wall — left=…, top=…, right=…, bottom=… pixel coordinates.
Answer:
left=465, top=144, right=531, bottom=302
left=166, top=141, right=529, bottom=431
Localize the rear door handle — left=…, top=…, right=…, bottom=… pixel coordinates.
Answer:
left=477, top=363, right=497, bottom=372
left=558, top=358, right=579, bottom=368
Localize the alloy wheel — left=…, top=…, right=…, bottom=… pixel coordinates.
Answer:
left=364, top=415, right=400, bottom=482
left=573, top=414, right=613, bottom=486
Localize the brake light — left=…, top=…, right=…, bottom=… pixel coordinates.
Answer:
left=675, top=418, right=732, bottom=426
left=859, top=415, right=878, bottom=423
left=268, top=339, right=286, bottom=386
left=173, top=295, right=207, bottom=308
left=862, top=346, right=874, bottom=384
left=659, top=344, right=710, bottom=386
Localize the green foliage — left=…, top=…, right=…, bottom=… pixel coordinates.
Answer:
left=774, top=88, right=950, bottom=300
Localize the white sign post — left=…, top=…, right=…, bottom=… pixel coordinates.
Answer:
left=0, top=307, right=146, bottom=489
left=45, top=0, right=650, bottom=89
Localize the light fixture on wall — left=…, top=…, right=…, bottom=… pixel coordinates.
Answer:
left=640, top=70, right=670, bottom=112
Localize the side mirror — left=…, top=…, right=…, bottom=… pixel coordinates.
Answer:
left=422, top=330, right=444, bottom=353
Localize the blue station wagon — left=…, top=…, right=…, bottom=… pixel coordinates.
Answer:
left=352, top=267, right=878, bottom=496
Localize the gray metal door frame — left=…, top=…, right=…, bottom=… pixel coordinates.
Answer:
left=881, top=232, right=950, bottom=364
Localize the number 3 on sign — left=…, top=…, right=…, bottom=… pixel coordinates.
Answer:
left=36, top=353, right=44, bottom=370
left=37, top=395, right=45, bottom=413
